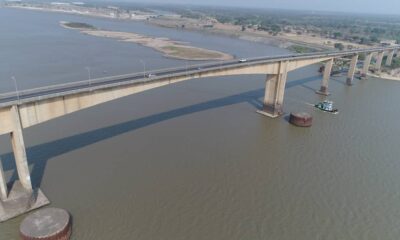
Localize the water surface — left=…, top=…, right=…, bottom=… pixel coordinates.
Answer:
left=1, top=7, right=400, bottom=240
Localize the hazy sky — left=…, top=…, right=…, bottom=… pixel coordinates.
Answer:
left=135, top=0, right=400, bottom=15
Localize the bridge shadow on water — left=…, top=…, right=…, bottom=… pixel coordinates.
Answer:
left=0, top=75, right=320, bottom=189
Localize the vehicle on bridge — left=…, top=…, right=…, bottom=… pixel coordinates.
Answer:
left=145, top=73, right=156, bottom=78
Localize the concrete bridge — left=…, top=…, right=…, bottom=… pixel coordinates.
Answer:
left=0, top=46, right=399, bottom=221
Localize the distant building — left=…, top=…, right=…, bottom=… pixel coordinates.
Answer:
left=51, top=2, right=70, bottom=6
left=380, top=40, right=397, bottom=46
left=107, top=6, right=119, bottom=10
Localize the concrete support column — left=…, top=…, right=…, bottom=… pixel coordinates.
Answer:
left=0, top=160, right=7, bottom=201
left=316, top=58, right=333, bottom=95
left=0, top=107, right=49, bottom=222
left=260, top=61, right=289, bottom=118
left=347, top=54, right=359, bottom=86
left=386, top=50, right=395, bottom=66
left=375, top=51, right=384, bottom=72
left=361, top=53, right=373, bottom=79
left=10, top=105, right=32, bottom=191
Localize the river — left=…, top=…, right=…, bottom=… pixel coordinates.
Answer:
left=1, top=7, right=400, bottom=240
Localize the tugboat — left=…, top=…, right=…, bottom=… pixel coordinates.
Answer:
left=314, top=100, right=339, bottom=114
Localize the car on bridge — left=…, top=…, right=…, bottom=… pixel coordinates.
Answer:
left=145, top=73, right=156, bottom=78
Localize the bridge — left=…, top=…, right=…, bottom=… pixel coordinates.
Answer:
left=0, top=46, right=399, bottom=221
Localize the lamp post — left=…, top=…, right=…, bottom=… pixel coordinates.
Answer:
left=85, top=66, right=91, bottom=87
left=12, top=76, right=19, bottom=101
left=139, top=60, right=146, bottom=78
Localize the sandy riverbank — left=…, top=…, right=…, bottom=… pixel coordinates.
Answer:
left=60, top=21, right=233, bottom=61
left=148, top=16, right=370, bottom=52
left=7, top=4, right=371, bottom=52
left=369, top=71, right=400, bottom=81
left=5, top=4, right=155, bottom=20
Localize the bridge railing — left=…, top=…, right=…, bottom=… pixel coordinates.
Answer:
left=0, top=60, right=241, bottom=100
left=0, top=46, right=398, bottom=103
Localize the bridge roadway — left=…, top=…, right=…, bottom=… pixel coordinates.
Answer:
left=0, top=46, right=398, bottom=108
left=0, top=45, right=399, bottom=222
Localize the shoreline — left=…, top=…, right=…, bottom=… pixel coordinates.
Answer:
left=4, top=4, right=323, bottom=52
left=4, top=5, right=155, bottom=20
left=2, top=4, right=372, bottom=52
left=7, top=4, right=400, bottom=81
left=60, top=21, right=234, bottom=61
left=368, top=72, right=400, bottom=81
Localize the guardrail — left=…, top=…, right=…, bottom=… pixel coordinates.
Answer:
left=1, top=46, right=398, bottom=106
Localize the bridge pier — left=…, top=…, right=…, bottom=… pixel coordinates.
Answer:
left=346, top=54, right=359, bottom=86
left=386, top=50, right=395, bottom=66
left=257, top=61, right=288, bottom=118
left=10, top=106, right=32, bottom=191
left=0, top=106, right=49, bottom=222
left=361, top=53, right=373, bottom=79
left=0, top=161, right=7, bottom=201
left=316, top=58, right=333, bottom=96
left=375, top=51, right=384, bottom=73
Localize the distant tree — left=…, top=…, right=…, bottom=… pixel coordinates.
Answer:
left=258, top=25, right=269, bottom=31
left=333, top=32, right=342, bottom=39
left=369, top=36, right=379, bottom=43
left=391, top=58, right=400, bottom=69
left=216, top=15, right=233, bottom=24
left=371, top=28, right=385, bottom=34
left=321, top=30, right=329, bottom=36
left=241, top=25, right=246, bottom=31
left=270, top=24, right=281, bottom=33
left=334, top=43, right=345, bottom=50
left=360, top=37, right=371, bottom=45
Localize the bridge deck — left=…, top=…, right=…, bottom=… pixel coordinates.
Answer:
left=0, top=46, right=398, bottom=107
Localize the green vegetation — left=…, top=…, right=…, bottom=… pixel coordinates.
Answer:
left=334, top=43, right=345, bottom=50
left=161, top=46, right=225, bottom=59
left=383, top=57, right=400, bottom=70
left=287, top=45, right=317, bottom=53
left=156, top=5, right=400, bottom=46
left=64, top=22, right=96, bottom=30
left=391, top=58, right=400, bottom=69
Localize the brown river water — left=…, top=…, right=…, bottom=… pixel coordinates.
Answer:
left=1, top=7, right=400, bottom=240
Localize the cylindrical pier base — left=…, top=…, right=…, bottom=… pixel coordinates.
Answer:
left=346, top=77, right=353, bottom=86
left=289, top=112, right=313, bottom=127
left=20, top=208, right=71, bottom=240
